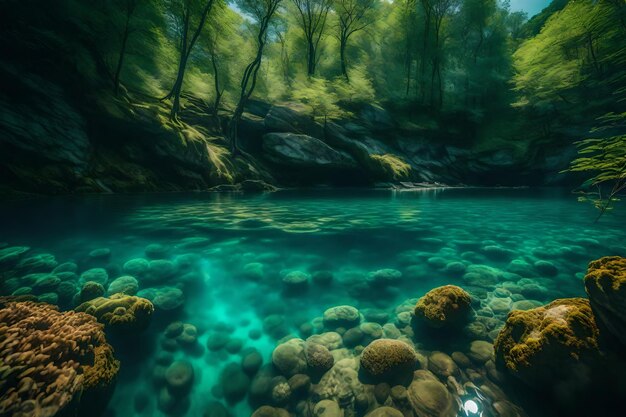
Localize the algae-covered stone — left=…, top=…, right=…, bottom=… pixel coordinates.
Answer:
left=584, top=256, right=626, bottom=346
left=145, top=244, right=169, bottom=259
left=79, top=268, right=109, bottom=286
left=76, top=293, right=154, bottom=332
left=360, top=339, right=417, bottom=385
left=107, top=275, right=139, bottom=296
left=123, top=258, right=150, bottom=277
left=407, top=370, right=457, bottom=417
left=79, top=281, right=105, bottom=303
left=367, top=269, right=402, bottom=287
left=273, top=338, right=307, bottom=377
left=414, top=285, right=472, bottom=329
left=89, top=248, right=111, bottom=260
left=494, top=298, right=600, bottom=387
left=0, top=246, right=30, bottom=267
left=323, top=305, right=360, bottom=329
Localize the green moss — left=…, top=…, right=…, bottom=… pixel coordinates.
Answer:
left=370, top=154, right=411, bottom=180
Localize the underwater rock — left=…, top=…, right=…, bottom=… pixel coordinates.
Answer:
left=313, top=356, right=364, bottom=406
left=123, top=258, right=150, bottom=277
left=53, top=262, right=78, bottom=273
left=263, top=314, right=289, bottom=339
left=16, top=253, right=58, bottom=273
left=288, top=374, right=311, bottom=397
left=38, top=292, right=59, bottom=304
left=148, top=259, right=177, bottom=282
left=343, top=327, right=364, bottom=348
left=242, top=262, right=265, bottom=281
left=467, top=340, right=494, bottom=364
left=312, top=270, right=334, bottom=286
left=313, top=399, right=343, bottom=417
left=176, top=237, right=211, bottom=250
left=0, top=297, right=119, bottom=417
left=406, top=370, right=457, bottom=417
left=307, top=332, right=344, bottom=350
left=272, top=338, right=308, bottom=376
left=203, top=401, right=231, bottom=417
left=75, top=293, right=154, bottom=333
left=584, top=256, right=626, bottom=346
left=207, top=332, right=231, bottom=351
left=0, top=245, right=30, bottom=268
left=145, top=243, right=169, bottom=260
left=368, top=269, right=403, bottom=288
left=533, top=260, right=558, bottom=277
left=176, top=323, right=198, bottom=347
left=271, top=380, right=292, bottom=404
left=80, top=268, right=109, bottom=286
left=139, top=286, right=185, bottom=311
left=414, top=285, right=473, bottom=329
left=107, top=275, right=139, bottom=296
left=242, top=350, right=264, bottom=375
left=165, top=360, right=195, bottom=396
left=89, top=248, right=111, bottom=260
left=494, top=298, right=600, bottom=387
left=79, top=281, right=106, bottom=303
left=365, top=407, right=404, bottom=417
left=305, top=342, right=335, bottom=375
left=282, top=270, right=310, bottom=294
left=251, top=406, right=291, bottom=417
left=31, top=273, right=61, bottom=294
left=427, top=352, right=459, bottom=379
left=360, top=339, right=417, bottom=386
left=323, top=305, right=361, bottom=329
left=220, top=363, right=251, bottom=404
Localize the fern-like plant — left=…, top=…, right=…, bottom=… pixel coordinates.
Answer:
left=564, top=112, right=626, bottom=221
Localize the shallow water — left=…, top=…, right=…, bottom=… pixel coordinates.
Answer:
left=1, top=188, right=624, bottom=417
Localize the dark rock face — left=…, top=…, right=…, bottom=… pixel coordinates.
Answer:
left=262, top=133, right=357, bottom=170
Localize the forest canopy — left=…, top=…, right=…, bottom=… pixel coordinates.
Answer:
left=1, top=0, right=624, bottom=151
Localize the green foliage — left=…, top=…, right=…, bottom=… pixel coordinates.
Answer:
left=291, top=77, right=346, bottom=122
left=565, top=112, right=626, bottom=218
left=370, top=154, right=412, bottom=179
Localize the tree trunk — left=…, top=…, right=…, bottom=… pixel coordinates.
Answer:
left=114, top=15, right=131, bottom=95
left=419, top=8, right=431, bottom=103
left=170, top=53, right=188, bottom=120
left=307, top=39, right=316, bottom=76
left=340, top=35, right=349, bottom=81
left=211, top=53, right=223, bottom=117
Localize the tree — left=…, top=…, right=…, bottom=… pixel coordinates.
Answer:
left=228, top=0, right=283, bottom=155
left=163, top=0, right=216, bottom=120
left=291, top=0, right=333, bottom=76
left=333, top=0, right=376, bottom=81
left=428, top=0, right=458, bottom=108
left=113, top=0, right=139, bottom=95
left=565, top=112, right=626, bottom=221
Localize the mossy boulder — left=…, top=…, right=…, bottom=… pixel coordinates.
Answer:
left=414, top=285, right=473, bottom=329
left=76, top=293, right=154, bottom=333
left=407, top=370, right=457, bottom=417
left=494, top=298, right=600, bottom=387
left=584, top=256, right=626, bottom=346
left=359, top=339, right=417, bottom=386
left=323, top=305, right=361, bottom=329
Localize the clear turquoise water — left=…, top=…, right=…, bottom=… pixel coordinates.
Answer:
left=1, top=188, right=624, bottom=416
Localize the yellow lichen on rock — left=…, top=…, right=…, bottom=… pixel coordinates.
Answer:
left=75, top=293, right=154, bottom=332
left=494, top=298, right=600, bottom=386
left=0, top=297, right=119, bottom=417
left=414, top=285, right=472, bottom=329
left=584, top=256, right=626, bottom=345
left=360, top=339, right=417, bottom=385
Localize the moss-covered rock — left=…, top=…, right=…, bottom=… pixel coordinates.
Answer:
left=359, top=339, right=417, bottom=385
left=76, top=293, right=154, bottom=333
left=414, top=285, right=473, bottom=329
left=494, top=298, right=600, bottom=386
left=584, top=256, right=626, bottom=346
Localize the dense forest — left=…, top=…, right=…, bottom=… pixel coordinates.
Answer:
left=0, top=0, right=624, bottom=192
